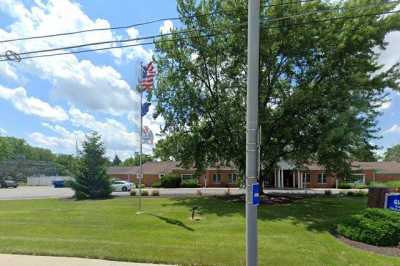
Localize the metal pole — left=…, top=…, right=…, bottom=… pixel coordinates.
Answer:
left=138, top=89, right=143, bottom=213
left=246, top=1, right=260, bottom=266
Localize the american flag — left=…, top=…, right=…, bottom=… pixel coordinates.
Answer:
left=141, top=62, right=156, bottom=92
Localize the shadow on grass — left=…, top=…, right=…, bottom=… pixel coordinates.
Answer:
left=147, top=213, right=194, bottom=231
left=162, top=196, right=367, bottom=232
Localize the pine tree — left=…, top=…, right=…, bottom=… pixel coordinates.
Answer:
left=112, top=154, right=122, bottom=166
left=71, top=132, right=112, bottom=200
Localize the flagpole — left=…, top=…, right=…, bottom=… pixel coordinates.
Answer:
left=137, top=63, right=143, bottom=214
left=139, top=89, right=143, bottom=213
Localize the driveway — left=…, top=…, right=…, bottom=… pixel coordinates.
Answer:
left=0, top=254, right=172, bottom=266
left=0, top=186, right=244, bottom=200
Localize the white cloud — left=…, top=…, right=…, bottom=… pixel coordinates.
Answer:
left=0, top=128, right=7, bottom=136
left=377, top=99, right=392, bottom=111
left=0, top=85, right=68, bottom=121
left=160, top=20, right=174, bottom=34
left=68, top=106, right=139, bottom=154
left=384, top=124, right=400, bottom=134
left=29, top=123, right=85, bottom=154
left=0, top=63, right=18, bottom=81
left=378, top=31, right=400, bottom=71
left=0, top=0, right=152, bottom=114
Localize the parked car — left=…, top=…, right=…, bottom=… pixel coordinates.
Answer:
left=0, top=179, right=18, bottom=188
left=111, top=180, right=134, bottom=192
left=52, top=179, right=65, bottom=188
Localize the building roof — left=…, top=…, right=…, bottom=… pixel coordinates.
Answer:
left=107, top=161, right=236, bottom=176
left=302, top=161, right=400, bottom=174
left=352, top=161, right=400, bottom=174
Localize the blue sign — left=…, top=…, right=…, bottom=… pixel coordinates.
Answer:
left=385, top=193, right=400, bottom=212
left=252, top=183, right=260, bottom=206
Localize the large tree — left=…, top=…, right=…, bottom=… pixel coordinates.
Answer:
left=384, top=144, right=400, bottom=162
left=152, top=0, right=400, bottom=180
left=122, top=153, right=153, bottom=166
left=71, top=132, right=112, bottom=200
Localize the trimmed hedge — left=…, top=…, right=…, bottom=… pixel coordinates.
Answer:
left=181, top=179, right=199, bottom=188
left=160, top=175, right=181, bottom=188
left=152, top=181, right=161, bottom=188
left=337, top=208, right=400, bottom=246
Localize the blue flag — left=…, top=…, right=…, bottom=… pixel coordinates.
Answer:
left=141, top=102, right=151, bottom=117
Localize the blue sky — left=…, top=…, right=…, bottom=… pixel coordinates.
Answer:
left=0, top=0, right=399, bottom=160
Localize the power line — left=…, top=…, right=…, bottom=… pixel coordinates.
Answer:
left=0, top=0, right=319, bottom=44
left=1, top=9, right=399, bottom=62
left=1, top=27, right=217, bottom=58
left=0, top=33, right=220, bottom=62
left=2, top=1, right=397, bottom=60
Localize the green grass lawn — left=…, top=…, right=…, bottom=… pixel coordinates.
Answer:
left=0, top=196, right=399, bottom=266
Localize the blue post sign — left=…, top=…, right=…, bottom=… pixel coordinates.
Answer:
left=385, top=193, right=400, bottom=212
left=252, top=183, right=260, bottom=206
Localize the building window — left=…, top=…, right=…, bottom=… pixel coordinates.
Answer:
left=345, top=174, right=365, bottom=184
left=303, top=173, right=311, bottom=183
left=318, top=173, right=326, bottom=184
left=181, top=174, right=193, bottom=180
left=212, top=174, right=221, bottom=184
left=229, top=174, right=237, bottom=184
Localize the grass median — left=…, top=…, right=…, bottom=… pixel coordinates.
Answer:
left=0, top=196, right=398, bottom=265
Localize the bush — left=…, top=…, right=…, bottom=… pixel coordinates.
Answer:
left=152, top=181, right=161, bottom=188
left=151, top=190, right=160, bottom=196
left=141, top=190, right=149, bottom=196
left=324, top=190, right=332, bottom=196
left=160, top=175, right=181, bottom=188
left=181, top=179, right=199, bottom=188
left=130, top=190, right=136, bottom=196
left=196, top=189, right=203, bottom=196
left=337, top=208, right=400, bottom=246
left=369, top=181, right=400, bottom=189
left=136, top=183, right=145, bottom=189
left=338, top=182, right=352, bottom=189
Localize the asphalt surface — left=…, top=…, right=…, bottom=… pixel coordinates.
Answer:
left=0, top=186, right=366, bottom=201
left=0, top=186, right=245, bottom=200
left=0, top=254, right=173, bottom=266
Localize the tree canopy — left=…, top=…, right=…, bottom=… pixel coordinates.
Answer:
left=384, top=144, right=400, bottom=162
left=0, top=136, right=78, bottom=177
left=152, top=0, right=400, bottom=178
left=122, top=153, right=154, bottom=166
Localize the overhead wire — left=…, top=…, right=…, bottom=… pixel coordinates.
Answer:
left=0, top=0, right=320, bottom=44
left=1, top=4, right=399, bottom=62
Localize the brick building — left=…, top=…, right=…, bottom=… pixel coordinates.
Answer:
left=107, top=160, right=400, bottom=188
left=107, top=161, right=238, bottom=188
left=269, top=160, right=400, bottom=189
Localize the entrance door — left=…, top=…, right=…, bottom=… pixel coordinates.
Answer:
left=283, top=170, right=294, bottom=188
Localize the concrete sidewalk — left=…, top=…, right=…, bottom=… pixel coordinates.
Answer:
left=0, top=254, right=173, bottom=266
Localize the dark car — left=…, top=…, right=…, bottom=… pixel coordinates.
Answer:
left=0, top=179, right=18, bottom=188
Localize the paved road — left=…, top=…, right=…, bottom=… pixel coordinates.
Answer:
left=0, top=254, right=173, bottom=266
left=0, top=186, right=365, bottom=201
left=0, top=186, right=245, bottom=200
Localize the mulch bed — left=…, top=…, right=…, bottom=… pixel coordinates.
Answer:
left=332, top=231, right=400, bottom=257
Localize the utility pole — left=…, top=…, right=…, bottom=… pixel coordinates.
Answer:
left=246, top=0, right=260, bottom=266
